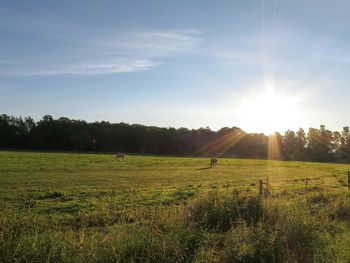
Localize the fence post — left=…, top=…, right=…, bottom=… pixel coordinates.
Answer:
left=259, top=179, right=263, bottom=196
left=348, top=171, right=350, bottom=191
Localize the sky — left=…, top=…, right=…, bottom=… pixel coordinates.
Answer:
left=1, top=0, right=350, bottom=134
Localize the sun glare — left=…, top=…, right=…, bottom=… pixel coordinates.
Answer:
left=237, top=83, right=301, bottom=135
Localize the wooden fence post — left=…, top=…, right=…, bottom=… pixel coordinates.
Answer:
left=348, top=171, right=350, bottom=191
left=259, top=179, right=263, bottom=196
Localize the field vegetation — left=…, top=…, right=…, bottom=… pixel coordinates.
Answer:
left=1, top=151, right=350, bottom=262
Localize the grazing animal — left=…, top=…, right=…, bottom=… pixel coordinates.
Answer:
left=210, top=157, right=217, bottom=168
left=115, top=153, right=125, bottom=160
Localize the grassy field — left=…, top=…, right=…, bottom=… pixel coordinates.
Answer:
left=1, top=151, right=350, bottom=262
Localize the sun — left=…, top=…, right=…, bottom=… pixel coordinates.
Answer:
left=236, top=83, right=301, bottom=135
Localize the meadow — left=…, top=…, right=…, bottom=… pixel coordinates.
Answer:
left=1, top=151, right=350, bottom=262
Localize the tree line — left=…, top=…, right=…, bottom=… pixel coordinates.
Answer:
left=1, top=114, right=350, bottom=162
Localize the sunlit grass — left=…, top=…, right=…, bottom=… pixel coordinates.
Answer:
left=1, top=151, right=350, bottom=262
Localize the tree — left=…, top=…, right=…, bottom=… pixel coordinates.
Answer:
left=337, top=126, right=350, bottom=161
left=282, top=130, right=297, bottom=160
left=1, top=113, right=350, bottom=163
left=307, top=126, right=333, bottom=161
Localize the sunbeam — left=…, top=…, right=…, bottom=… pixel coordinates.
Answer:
left=196, top=129, right=245, bottom=156
left=268, top=133, right=282, bottom=160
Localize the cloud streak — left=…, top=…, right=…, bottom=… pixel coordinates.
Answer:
left=0, top=60, right=159, bottom=76
left=0, top=30, right=200, bottom=76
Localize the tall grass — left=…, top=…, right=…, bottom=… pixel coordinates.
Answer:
left=2, top=189, right=350, bottom=262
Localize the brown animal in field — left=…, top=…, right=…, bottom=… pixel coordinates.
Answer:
left=115, top=153, right=125, bottom=160
left=210, top=157, right=217, bottom=167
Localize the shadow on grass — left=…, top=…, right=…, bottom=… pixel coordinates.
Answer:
left=196, top=167, right=212, bottom=171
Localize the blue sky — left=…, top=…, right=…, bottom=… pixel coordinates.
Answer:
left=1, top=0, right=350, bottom=133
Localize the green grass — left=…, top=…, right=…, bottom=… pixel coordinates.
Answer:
left=1, top=151, right=350, bottom=262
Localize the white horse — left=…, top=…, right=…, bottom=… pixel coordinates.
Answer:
left=115, top=153, right=125, bottom=160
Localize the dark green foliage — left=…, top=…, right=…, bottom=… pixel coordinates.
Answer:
left=3, top=114, right=350, bottom=161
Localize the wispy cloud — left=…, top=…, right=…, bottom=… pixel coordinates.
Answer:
left=0, top=60, right=159, bottom=76
left=0, top=30, right=200, bottom=76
